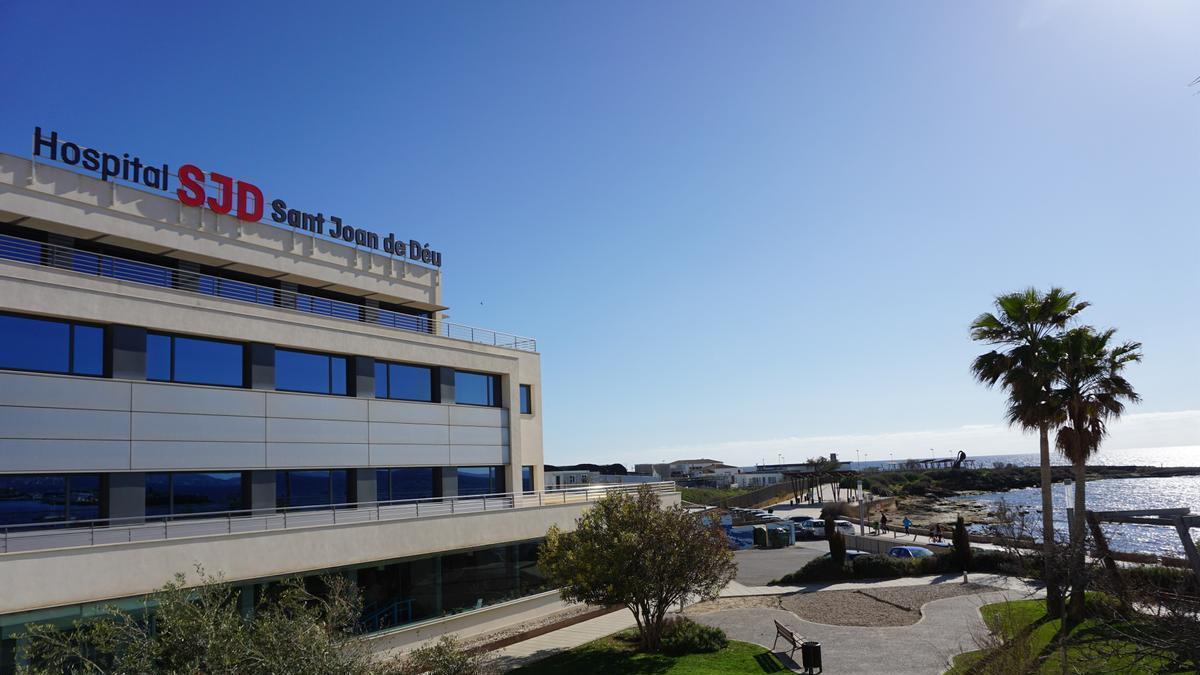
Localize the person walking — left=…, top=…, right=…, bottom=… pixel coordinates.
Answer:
left=902, top=516, right=912, bottom=538
left=879, top=512, right=889, bottom=536
left=932, top=523, right=943, bottom=543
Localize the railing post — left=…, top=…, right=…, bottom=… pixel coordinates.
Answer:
left=450, top=499, right=455, bottom=514
left=227, top=513, right=232, bottom=535
left=90, top=522, right=95, bottom=547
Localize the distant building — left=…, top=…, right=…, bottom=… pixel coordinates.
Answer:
left=734, top=471, right=784, bottom=488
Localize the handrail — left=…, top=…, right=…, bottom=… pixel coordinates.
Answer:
left=0, top=234, right=537, bottom=352
left=0, top=482, right=677, bottom=554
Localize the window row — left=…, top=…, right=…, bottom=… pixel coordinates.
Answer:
left=0, top=312, right=527, bottom=408
left=0, top=230, right=433, bottom=331
left=0, top=467, right=533, bottom=526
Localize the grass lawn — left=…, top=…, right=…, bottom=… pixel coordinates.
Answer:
left=679, top=486, right=755, bottom=506
left=509, top=630, right=788, bottom=675
left=948, top=598, right=1184, bottom=674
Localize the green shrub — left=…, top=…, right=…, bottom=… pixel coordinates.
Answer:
left=1121, top=564, right=1199, bottom=595
left=773, top=557, right=849, bottom=584
left=952, top=515, right=972, bottom=571
left=828, top=525, right=847, bottom=564
left=851, top=554, right=913, bottom=579
left=397, top=634, right=492, bottom=675
left=659, top=617, right=728, bottom=655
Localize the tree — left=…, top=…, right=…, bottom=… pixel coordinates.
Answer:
left=826, top=515, right=847, bottom=565
left=1051, top=326, right=1141, bottom=625
left=19, top=568, right=381, bottom=675
left=970, top=287, right=1088, bottom=618
left=952, top=514, right=972, bottom=572
left=537, top=485, right=736, bottom=652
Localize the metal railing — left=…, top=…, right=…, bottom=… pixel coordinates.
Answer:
left=0, top=482, right=677, bottom=555
left=0, top=234, right=537, bottom=352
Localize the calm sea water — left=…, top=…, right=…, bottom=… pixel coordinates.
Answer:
left=844, top=446, right=1200, bottom=556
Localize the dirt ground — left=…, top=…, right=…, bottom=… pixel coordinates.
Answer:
left=686, top=583, right=997, bottom=627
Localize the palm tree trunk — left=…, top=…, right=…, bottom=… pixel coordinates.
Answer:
left=1067, top=457, right=1088, bottom=625
left=1039, top=425, right=1063, bottom=619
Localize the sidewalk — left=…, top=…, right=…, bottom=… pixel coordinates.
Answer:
left=488, top=607, right=637, bottom=672
left=720, top=572, right=1044, bottom=598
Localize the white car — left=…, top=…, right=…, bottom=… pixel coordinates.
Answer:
left=799, top=519, right=855, bottom=538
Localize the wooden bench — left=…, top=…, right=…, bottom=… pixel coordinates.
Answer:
left=772, top=619, right=802, bottom=658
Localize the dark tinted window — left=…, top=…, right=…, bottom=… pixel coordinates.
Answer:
left=0, top=313, right=104, bottom=376
left=454, top=371, right=498, bottom=407
left=391, top=468, right=434, bottom=500
left=376, top=362, right=433, bottom=402
left=522, top=466, right=534, bottom=493
left=457, top=467, right=498, bottom=496
left=146, top=333, right=244, bottom=387
left=0, top=474, right=101, bottom=527
left=277, top=470, right=349, bottom=508
left=519, top=385, right=532, bottom=414
left=144, top=472, right=242, bottom=517
left=275, top=349, right=348, bottom=395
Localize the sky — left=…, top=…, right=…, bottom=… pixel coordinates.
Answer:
left=1, top=1, right=1197, bottom=468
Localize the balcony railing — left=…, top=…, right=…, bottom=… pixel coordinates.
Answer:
left=0, top=482, right=677, bottom=554
left=0, top=234, right=537, bottom=352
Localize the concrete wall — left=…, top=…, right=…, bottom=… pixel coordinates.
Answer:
left=0, top=371, right=510, bottom=472
left=0, top=153, right=440, bottom=310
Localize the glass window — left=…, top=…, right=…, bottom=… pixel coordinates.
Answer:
left=522, top=466, right=534, bottom=493
left=519, top=384, right=532, bottom=415
left=376, top=362, right=433, bottom=402
left=375, top=469, right=389, bottom=502
left=0, top=313, right=104, bottom=377
left=454, top=371, right=498, bottom=407
left=277, top=470, right=349, bottom=509
left=275, top=349, right=348, bottom=395
left=457, top=467, right=498, bottom=497
left=0, top=474, right=102, bottom=527
left=390, top=468, right=434, bottom=501
left=144, top=472, right=242, bottom=517
left=146, top=333, right=244, bottom=387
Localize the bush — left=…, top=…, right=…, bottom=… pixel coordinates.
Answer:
left=659, top=617, right=728, bottom=656
left=773, top=556, right=848, bottom=584
left=1121, top=564, right=1200, bottom=596
left=952, top=515, right=972, bottom=571
left=397, top=635, right=493, bottom=675
left=851, top=554, right=913, bottom=579
left=828, top=525, right=847, bottom=564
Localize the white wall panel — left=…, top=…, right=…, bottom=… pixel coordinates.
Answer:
left=368, top=400, right=448, bottom=425
left=131, top=441, right=266, bottom=470
left=448, top=426, right=507, bottom=447
left=132, top=413, right=265, bottom=443
left=0, top=407, right=130, bottom=440
left=0, top=439, right=130, bottom=471
left=368, top=423, right=449, bottom=445
left=0, top=372, right=130, bottom=411
left=132, top=383, right=264, bottom=417
left=266, top=442, right=369, bottom=467
left=450, top=445, right=509, bottom=465
left=369, top=444, right=451, bottom=466
left=448, top=406, right=506, bottom=428
left=267, top=393, right=367, bottom=422
left=266, top=418, right=368, bottom=444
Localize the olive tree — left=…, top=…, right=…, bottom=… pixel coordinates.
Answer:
left=538, top=485, right=737, bottom=652
left=19, top=568, right=384, bottom=675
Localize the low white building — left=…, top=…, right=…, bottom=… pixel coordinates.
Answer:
left=734, top=471, right=784, bottom=488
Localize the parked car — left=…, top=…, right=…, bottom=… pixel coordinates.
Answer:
left=888, top=546, right=934, bottom=559
left=832, top=520, right=855, bottom=536
left=787, top=515, right=813, bottom=524
left=797, top=520, right=825, bottom=539
left=819, top=549, right=871, bottom=561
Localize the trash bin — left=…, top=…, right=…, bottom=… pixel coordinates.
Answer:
left=768, top=525, right=790, bottom=549
left=752, top=524, right=767, bottom=547
left=801, top=641, right=822, bottom=673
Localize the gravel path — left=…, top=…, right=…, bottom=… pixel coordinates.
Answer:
left=688, top=583, right=997, bottom=627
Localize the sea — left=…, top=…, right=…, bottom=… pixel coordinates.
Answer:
left=898, top=445, right=1200, bottom=557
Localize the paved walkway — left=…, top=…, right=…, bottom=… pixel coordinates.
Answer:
left=721, top=572, right=1043, bottom=598
left=692, top=588, right=1045, bottom=675
left=489, top=607, right=637, bottom=672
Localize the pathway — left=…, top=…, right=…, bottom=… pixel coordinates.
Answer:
left=692, top=588, right=1044, bottom=675
left=488, top=607, right=637, bottom=672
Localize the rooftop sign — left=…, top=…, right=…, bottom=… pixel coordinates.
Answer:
left=30, top=127, right=442, bottom=267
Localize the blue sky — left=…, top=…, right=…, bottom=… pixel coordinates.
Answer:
left=2, top=1, right=1197, bottom=467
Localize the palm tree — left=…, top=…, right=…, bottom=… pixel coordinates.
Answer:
left=1052, top=326, right=1141, bottom=624
left=970, top=287, right=1088, bottom=618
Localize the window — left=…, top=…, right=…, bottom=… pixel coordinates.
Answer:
left=276, top=470, right=349, bottom=509
left=521, top=466, right=534, bottom=493
left=0, top=474, right=101, bottom=527
left=519, top=384, right=532, bottom=414
left=0, top=313, right=104, bottom=376
left=147, top=333, right=244, bottom=387
left=375, top=468, right=435, bottom=502
left=144, top=472, right=242, bottom=517
left=457, top=467, right=499, bottom=496
left=374, top=361, right=434, bottom=402
left=454, top=371, right=499, bottom=407
left=275, top=349, right=348, bottom=395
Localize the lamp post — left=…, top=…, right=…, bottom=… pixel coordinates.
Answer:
left=858, top=479, right=865, bottom=536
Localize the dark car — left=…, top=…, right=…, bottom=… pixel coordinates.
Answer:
left=888, top=546, right=934, bottom=559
